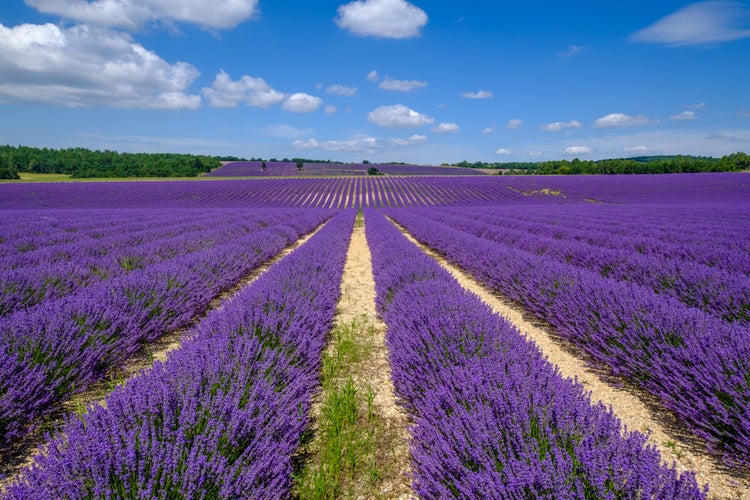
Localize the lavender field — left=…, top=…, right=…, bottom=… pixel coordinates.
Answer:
left=1, top=172, right=748, bottom=498
left=202, top=161, right=487, bottom=177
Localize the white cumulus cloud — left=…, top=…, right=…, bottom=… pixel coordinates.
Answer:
left=379, top=77, right=427, bottom=92
left=367, top=70, right=380, bottom=82
left=293, top=137, right=378, bottom=153
left=326, top=84, right=358, bottom=96
left=390, top=134, right=428, bottom=145
left=564, top=146, right=592, bottom=155
left=539, top=120, right=582, bottom=132
left=292, top=133, right=427, bottom=153
left=482, top=124, right=497, bottom=134
left=670, top=110, right=697, bottom=120
left=202, top=70, right=285, bottom=108
left=506, top=119, right=523, bottom=129
left=0, top=22, right=200, bottom=109
left=630, top=1, right=750, bottom=46
left=624, top=146, right=649, bottom=155
left=529, top=151, right=543, bottom=157
left=368, top=104, right=434, bottom=128
left=431, top=122, right=460, bottom=133
left=461, top=90, right=494, bottom=99
left=335, top=0, right=428, bottom=39
left=25, top=0, right=260, bottom=31
left=325, top=105, right=337, bottom=114
left=594, top=113, right=651, bottom=128
left=496, top=148, right=511, bottom=155
left=282, top=93, right=323, bottom=113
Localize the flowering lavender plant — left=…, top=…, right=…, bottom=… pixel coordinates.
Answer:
left=7, top=210, right=354, bottom=498
left=365, top=209, right=705, bottom=498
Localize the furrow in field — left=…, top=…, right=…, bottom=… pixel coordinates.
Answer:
left=389, top=217, right=750, bottom=500
left=295, top=212, right=413, bottom=498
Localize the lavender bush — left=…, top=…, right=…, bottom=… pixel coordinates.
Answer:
left=386, top=207, right=750, bottom=468
left=412, top=206, right=750, bottom=323
left=0, top=209, right=308, bottom=316
left=6, top=210, right=354, bottom=498
left=0, top=209, right=334, bottom=450
left=365, top=209, right=704, bottom=498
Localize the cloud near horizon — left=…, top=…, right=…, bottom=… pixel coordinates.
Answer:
left=292, top=133, right=427, bottom=153
left=564, top=145, right=592, bottom=155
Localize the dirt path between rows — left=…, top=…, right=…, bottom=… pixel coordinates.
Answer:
left=0, top=220, right=329, bottom=490
left=312, top=214, right=413, bottom=497
left=392, top=220, right=749, bottom=500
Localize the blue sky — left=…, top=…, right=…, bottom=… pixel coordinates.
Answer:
left=1, top=0, right=749, bottom=163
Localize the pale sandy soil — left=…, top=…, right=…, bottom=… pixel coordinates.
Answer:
left=303, top=215, right=414, bottom=498
left=391, top=219, right=750, bottom=500
left=0, top=221, right=328, bottom=490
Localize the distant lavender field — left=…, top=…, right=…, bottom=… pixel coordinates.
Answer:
left=2, top=172, right=748, bottom=209
left=203, top=161, right=487, bottom=177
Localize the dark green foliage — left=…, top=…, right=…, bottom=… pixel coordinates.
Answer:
left=367, top=166, right=382, bottom=176
left=452, top=153, right=749, bottom=175
left=0, top=152, right=19, bottom=179
left=0, top=145, right=221, bottom=178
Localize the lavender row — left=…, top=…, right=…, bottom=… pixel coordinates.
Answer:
left=445, top=204, right=750, bottom=276
left=1, top=209, right=251, bottom=267
left=0, top=209, right=334, bottom=449
left=386, top=208, right=750, bottom=468
left=0, top=208, right=229, bottom=260
left=6, top=210, right=354, bottom=498
left=364, top=210, right=703, bottom=498
left=0, top=209, right=305, bottom=316
left=417, top=207, right=750, bottom=323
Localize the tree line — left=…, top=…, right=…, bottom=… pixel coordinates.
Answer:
left=451, top=153, right=750, bottom=175
left=0, top=145, right=221, bottom=179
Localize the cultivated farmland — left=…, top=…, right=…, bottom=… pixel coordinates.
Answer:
left=1, top=173, right=748, bottom=498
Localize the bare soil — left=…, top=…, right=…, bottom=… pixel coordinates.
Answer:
left=302, top=215, right=414, bottom=498
left=392, top=219, right=750, bottom=500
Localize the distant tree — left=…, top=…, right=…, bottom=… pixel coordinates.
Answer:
left=367, top=166, right=382, bottom=176
left=720, top=152, right=750, bottom=171
left=363, top=160, right=371, bottom=164
left=261, top=160, right=266, bottom=171
left=296, top=161, right=304, bottom=171
left=0, top=145, right=221, bottom=178
left=0, top=153, right=19, bottom=179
